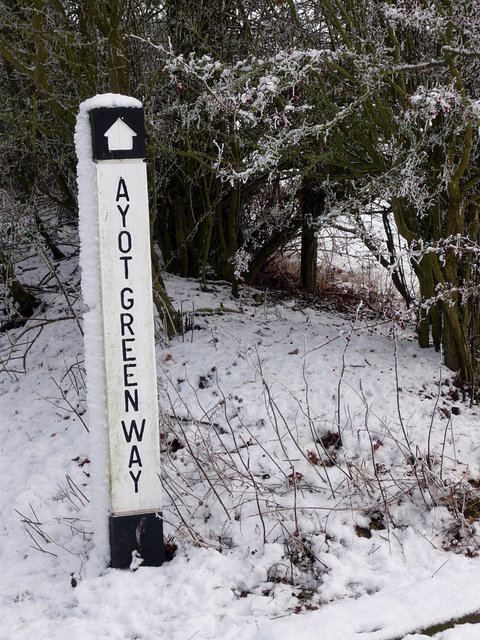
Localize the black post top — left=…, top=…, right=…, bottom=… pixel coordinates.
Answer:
left=90, top=107, right=146, bottom=161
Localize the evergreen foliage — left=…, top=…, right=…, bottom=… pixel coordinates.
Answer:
left=1, top=1, right=479, bottom=385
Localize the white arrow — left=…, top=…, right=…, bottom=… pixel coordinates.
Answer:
left=104, top=118, right=137, bottom=151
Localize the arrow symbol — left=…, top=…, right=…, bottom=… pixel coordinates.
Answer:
left=104, top=118, right=137, bottom=151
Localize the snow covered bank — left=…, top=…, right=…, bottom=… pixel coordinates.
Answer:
left=1, top=264, right=480, bottom=639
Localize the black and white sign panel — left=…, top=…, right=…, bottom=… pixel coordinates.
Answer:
left=77, top=96, right=163, bottom=568
left=97, top=162, right=161, bottom=516
left=90, top=107, right=147, bottom=161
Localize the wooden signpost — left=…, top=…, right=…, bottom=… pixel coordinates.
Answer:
left=77, top=98, right=164, bottom=569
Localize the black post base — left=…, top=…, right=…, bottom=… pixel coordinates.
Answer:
left=109, top=512, right=164, bottom=569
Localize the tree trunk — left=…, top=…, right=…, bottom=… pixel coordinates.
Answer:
left=441, top=300, right=473, bottom=383
left=301, top=218, right=318, bottom=293
left=299, top=181, right=324, bottom=293
left=0, top=248, right=38, bottom=317
left=421, top=243, right=475, bottom=386
left=414, top=253, right=442, bottom=350
left=245, top=217, right=302, bottom=284
left=150, top=246, right=179, bottom=337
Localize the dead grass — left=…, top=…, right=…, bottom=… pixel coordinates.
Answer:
left=254, top=250, right=403, bottom=317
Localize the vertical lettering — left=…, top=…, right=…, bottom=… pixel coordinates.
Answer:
left=116, top=177, right=130, bottom=201
left=124, top=389, right=139, bottom=412
left=120, top=287, right=134, bottom=310
left=117, top=203, right=130, bottom=227
left=129, top=469, right=142, bottom=493
left=128, top=445, right=143, bottom=468
left=119, top=255, right=132, bottom=279
left=121, top=418, right=145, bottom=442
left=120, top=313, right=135, bottom=336
left=122, top=337, right=136, bottom=362
left=123, top=363, right=137, bottom=387
left=118, top=230, right=132, bottom=253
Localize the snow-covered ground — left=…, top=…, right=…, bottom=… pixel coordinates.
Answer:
left=1, top=254, right=480, bottom=639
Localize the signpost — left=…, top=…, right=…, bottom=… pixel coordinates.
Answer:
left=77, top=97, right=164, bottom=569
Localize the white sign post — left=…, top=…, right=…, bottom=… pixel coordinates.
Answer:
left=77, top=97, right=163, bottom=568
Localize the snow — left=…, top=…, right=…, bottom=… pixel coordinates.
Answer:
left=1, top=253, right=480, bottom=639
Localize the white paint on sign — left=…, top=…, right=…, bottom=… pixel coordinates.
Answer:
left=104, top=117, right=137, bottom=151
left=96, top=160, right=161, bottom=516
